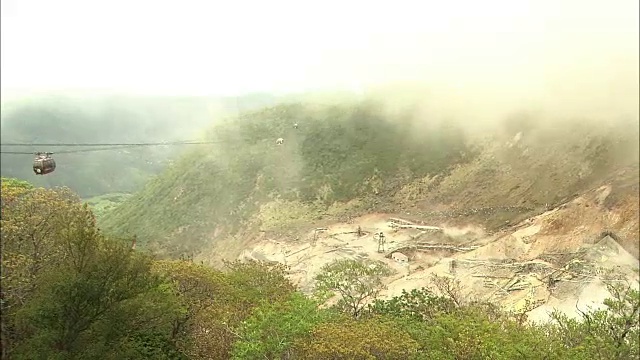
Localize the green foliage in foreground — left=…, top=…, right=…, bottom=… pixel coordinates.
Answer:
left=230, top=292, right=338, bottom=360
left=2, top=181, right=638, bottom=359
left=314, top=259, right=394, bottom=318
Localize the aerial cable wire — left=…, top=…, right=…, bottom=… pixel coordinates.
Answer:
left=0, top=145, right=152, bottom=155
left=0, top=140, right=224, bottom=147
left=0, top=143, right=209, bottom=155
left=2, top=117, right=296, bottom=174
left=0, top=135, right=282, bottom=155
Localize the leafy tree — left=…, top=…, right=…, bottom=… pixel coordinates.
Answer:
left=148, top=259, right=297, bottom=359
left=292, top=316, right=419, bottom=359
left=231, top=292, right=336, bottom=359
left=150, top=259, right=231, bottom=358
left=550, top=280, right=640, bottom=360
left=367, top=287, right=457, bottom=321
left=223, top=260, right=297, bottom=312
left=428, top=274, right=466, bottom=307
left=366, top=286, right=568, bottom=359
left=92, top=281, right=186, bottom=360
left=1, top=179, right=183, bottom=359
left=315, top=259, right=393, bottom=318
left=11, top=240, right=165, bottom=359
left=1, top=182, right=90, bottom=357
left=0, top=177, right=33, bottom=197
left=406, top=308, right=567, bottom=360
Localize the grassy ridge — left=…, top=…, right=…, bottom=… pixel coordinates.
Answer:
left=99, top=101, right=474, bottom=254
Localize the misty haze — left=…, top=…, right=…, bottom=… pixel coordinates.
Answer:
left=1, top=0, right=638, bottom=359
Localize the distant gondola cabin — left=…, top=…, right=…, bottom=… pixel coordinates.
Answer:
left=33, top=153, right=56, bottom=175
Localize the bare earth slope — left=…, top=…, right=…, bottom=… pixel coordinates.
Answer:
left=198, top=122, right=640, bottom=319
left=100, top=102, right=638, bottom=319
left=226, top=176, right=639, bottom=322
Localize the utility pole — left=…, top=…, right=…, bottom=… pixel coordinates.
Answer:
left=375, top=232, right=386, bottom=253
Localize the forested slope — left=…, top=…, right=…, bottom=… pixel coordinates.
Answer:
left=2, top=177, right=637, bottom=359
left=100, top=98, right=639, bottom=261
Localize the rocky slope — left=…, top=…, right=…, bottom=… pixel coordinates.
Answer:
left=230, top=178, right=639, bottom=322
left=101, top=101, right=639, bottom=303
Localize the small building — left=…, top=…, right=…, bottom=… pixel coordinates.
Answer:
left=391, top=252, right=409, bottom=263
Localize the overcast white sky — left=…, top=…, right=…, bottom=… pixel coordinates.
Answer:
left=1, top=0, right=638, bottom=99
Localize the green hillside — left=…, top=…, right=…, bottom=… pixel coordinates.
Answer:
left=100, top=100, right=475, bottom=255
left=100, top=98, right=639, bottom=260
left=3, top=176, right=638, bottom=359
left=0, top=93, right=280, bottom=198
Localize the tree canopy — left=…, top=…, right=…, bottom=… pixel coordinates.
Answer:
left=1, top=178, right=638, bottom=359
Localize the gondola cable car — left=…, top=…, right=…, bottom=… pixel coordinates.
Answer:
left=5, top=134, right=295, bottom=176
left=33, top=152, right=56, bottom=175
